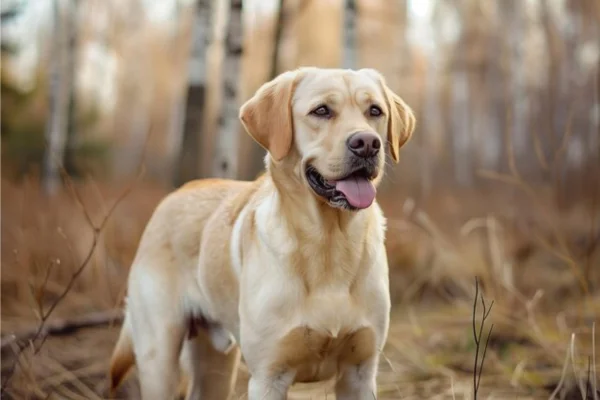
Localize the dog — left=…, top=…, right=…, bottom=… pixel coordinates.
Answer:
left=109, top=67, right=415, bottom=400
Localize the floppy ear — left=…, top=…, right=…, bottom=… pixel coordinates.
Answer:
left=239, top=71, right=299, bottom=161
left=380, top=80, right=416, bottom=163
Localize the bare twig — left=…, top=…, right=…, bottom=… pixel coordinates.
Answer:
left=477, top=95, right=592, bottom=295
left=587, top=356, right=592, bottom=400
left=593, top=322, right=598, bottom=400
left=549, top=341, right=571, bottom=400
left=472, top=277, right=494, bottom=400
left=531, top=125, right=549, bottom=170
left=1, top=166, right=145, bottom=395
left=570, top=333, right=586, bottom=400
left=584, top=177, right=600, bottom=285
left=478, top=169, right=589, bottom=293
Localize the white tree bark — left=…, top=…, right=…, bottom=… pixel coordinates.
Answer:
left=451, top=69, right=472, bottom=186
left=270, top=0, right=285, bottom=79
left=174, top=0, right=212, bottom=185
left=421, top=52, right=439, bottom=197
left=505, top=2, right=530, bottom=165
left=63, top=0, right=79, bottom=176
left=114, top=24, right=152, bottom=181
left=188, top=0, right=212, bottom=88
left=343, top=0, right=356, bottom=69
left=43, top=0, right=74, bottom=195
left=212, top=0, right=243, bottom=179
left=450, top=2, right=473, bottom=186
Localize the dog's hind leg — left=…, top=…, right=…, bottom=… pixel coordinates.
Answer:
left=126, top=258, right=189, bottom=400
left=181, top=330, right=241, bottom=400
left=180, top=330, right=241, bottom=400
left=129, top=307, right=186, bottom=400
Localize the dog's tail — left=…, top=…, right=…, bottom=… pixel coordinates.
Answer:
left=109, top=313, right=135, bottom=395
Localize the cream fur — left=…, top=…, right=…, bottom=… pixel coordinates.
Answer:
left=109, top=67, right=415, bottom=400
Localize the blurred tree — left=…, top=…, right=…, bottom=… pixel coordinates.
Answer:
left=295, top=0, right=343, bottom=68
left=420, top=0, right=443, bottom=196
left=175, top=0, right=212, bottom=186
left=270, top=0, right=285, bottom=79
left=1, top=1, right=27, bottom=144
left=343, top=0, right=357, bottom=69
left=213, top=0, right=243, bottom=178
left=0, top=2, right=24, bottom=56
left=43, top=0, right=76, bottom=195
left=110, top=0, right=153, bottom=181
left=64, top=0, right=80, bottom=177
left=479, top=2, right=504, bottom=174
left=448, top=0, right=474, bottom=186
left=501, top=0, right=530, bottom=165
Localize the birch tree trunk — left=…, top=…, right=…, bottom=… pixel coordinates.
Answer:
left=43, top=0, right=73, bottom=195
left=421, top=48, right=439, bottom=196
left=213, top=0, right=243, bottom=179
left=343, top=0, right=356, bottom=69
left=503, top=1, right=530, bottom=168
left=480, top=3, right=504, bottom=174
left=295, top=0, right=342, bottom=68
left=270, top=0, right=285, bottom=79
left=175, top=0, right=212, bottom=185
left=114, top=21, right=152, bottom=181
left=450, top=1, right=473, bottom=187
left=63, top=0, right=79, bottom=177
left=451, top=69, right=472, bottom=186
left=236, top=0, right=285, bottom=180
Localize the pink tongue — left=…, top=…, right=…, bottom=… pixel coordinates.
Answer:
left=335, top=177, right=376, bottom=209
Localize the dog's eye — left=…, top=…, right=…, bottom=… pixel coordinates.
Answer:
left=310, top=105, right=332, bottom=118
left=369, top=105, right=383, bottom=117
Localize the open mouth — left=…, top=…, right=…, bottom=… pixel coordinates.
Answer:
left=305, top=165, right=377, bottom=210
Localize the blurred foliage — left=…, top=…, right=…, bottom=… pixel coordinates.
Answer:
left=1, top=71, right=110, bottom=180
left=0, top=3, right=24, bottom=56
left=1, top=71, right=45, bottom=177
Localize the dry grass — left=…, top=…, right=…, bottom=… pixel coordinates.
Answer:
left=1, top=175, right=599, bottom=399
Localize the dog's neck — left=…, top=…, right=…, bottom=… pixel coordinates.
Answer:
left=263, top=153, right=378, bottom=289
left=265, top=153, right=368, bottom=233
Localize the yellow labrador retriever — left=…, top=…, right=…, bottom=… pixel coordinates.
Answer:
left=109, top=67, right=415, bottom=400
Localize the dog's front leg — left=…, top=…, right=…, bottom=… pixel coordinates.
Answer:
left=247, top=371, right=295, bottom=400
left=335, top=356, right=379, bottom=400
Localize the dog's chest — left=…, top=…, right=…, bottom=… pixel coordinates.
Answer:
left=275, top=323, right=377, bottom=383
left=291, top=229, right=371, bottom=288
left=266, top=289, right=375, bottom=383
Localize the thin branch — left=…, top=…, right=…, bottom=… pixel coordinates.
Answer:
left=472, top=277, right=494, bottom=400
left=504, top=109, right=521, bottom=181
left=587, top=356, right=592, bottom=400
left=531, top=125, right=549, bottom=170
left=570, top=333, right=586, bottom=400
left=478, top=169, right=589, bottom=293
left=1, top=156, right=147, bottom=395
left=549, top=342, right=572, bottom=400
left=477, top=323, right=494, bottom=394
left=1, top=309, right=124, bottom=349
left=270, top=0, right=285, bottom=79
left=593, top=322, right=598, bottom=400
left=473, top=277, right=480, bottom=346
left=551, top=107, right=575, bottom=169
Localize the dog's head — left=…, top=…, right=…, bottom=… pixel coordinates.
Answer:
left=240, top=67, right=415, bottom=211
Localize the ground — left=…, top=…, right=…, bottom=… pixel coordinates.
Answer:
left=1, top=178, right=598, bottom=399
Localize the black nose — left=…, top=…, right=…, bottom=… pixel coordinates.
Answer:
left=347, top=132, right=381, bottom=158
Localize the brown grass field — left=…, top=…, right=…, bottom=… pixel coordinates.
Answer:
left=1, top=173, right=599, bottom=399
